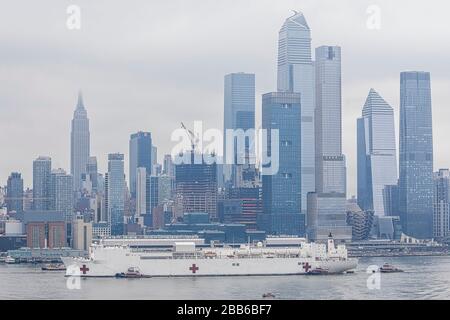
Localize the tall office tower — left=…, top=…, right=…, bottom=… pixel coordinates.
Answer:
left=151, top=146, right=158, bottom=175
left=147, top=175, right=159, bottom=215
left=307, top=46, right=351, bottom=241
left=6, top=172, right=24, bottom=213
left=357, top=89, right=398, bottom=217
left=163, top=154, right=175, bottom=177
left=106, top=153, right=125, bottom=235
left=136, top=167, right=147, bottom=216
left=33, top=156, right=51, bottom=210
left=260, top=92, right=303, bottom=235
left=433, top=169, right=450, bottom=238
left=129, top=132, right=152, bottom=197
left=223, top=73, right=256, bottom=183
left=277, top=11, right=315, bottom=213
left=86, top=156, right=98, bottom=193
left=158, top=174, right=174, bottom=205
left=70, top=92, right=90, bottom=191
left=399, top=71, right=434, bottom=238
left=23, top=188, right=33, bottom=211
left=49, top=168, right=74, bottom=223
left=175, top=154, right=218, bottom=220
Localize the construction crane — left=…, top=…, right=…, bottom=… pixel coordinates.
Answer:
left=181, top=122, right=199, bottom=152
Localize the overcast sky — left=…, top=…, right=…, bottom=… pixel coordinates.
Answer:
left=1, top=0, right=450, bottom=196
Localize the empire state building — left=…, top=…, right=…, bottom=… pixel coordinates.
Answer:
left=70, top=91, right=90, bottom=191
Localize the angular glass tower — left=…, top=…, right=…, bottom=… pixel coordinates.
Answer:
left=261, top=92, right=304, bottom=235
left=357, top=89, right=398, bottom=217
left=70, top=92, right=90, bottom=191
left=6, top=172, right=24, bottom=213
left=129, top=132, right=152, bottom=198
left=223, top=73, right=256, bottom=183
left=399, top=71, right=433, bottom=238
left=277, top=11, right=315, bottom=214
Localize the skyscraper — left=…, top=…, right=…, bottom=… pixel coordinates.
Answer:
left=277, top=11, right=315, bottom=213
left=163, top=154, right=175, bottom=177
left=106, top=153, right=125, bottom=235
left=70, top=92, right=90, bottom=191
left=433, top=169, right=450, bottom=238
left=136, top=167, right=147, bottom=216
left=261, top=92, right=303, bottom=235
left=398, top=71, right=434, bottom=238
left=306, top=46, right=351, bottom=241
left=6, top=172, right=24, bottom=213
left=33, top=156, right=51, bottom=210
left=129, top=132, right=152, bottom=197
left=357, top=89, right=398, bottom=217
left=49, top=168, right=74, bottom=223
left=175, top=154, right=218, bottom=220
left=151, top=145, right=158, bottom=175
left=86, top=156, right=98, bottom=193
left=223, top=73, right=256, bottom=183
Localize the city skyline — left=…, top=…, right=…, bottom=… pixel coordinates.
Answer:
left=1, top=1, right=450, bottom=198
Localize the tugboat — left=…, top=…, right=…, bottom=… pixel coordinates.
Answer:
left=379, top=263, right=403, bottom=273
left=262, top=292, right=276, bottom=299
left=307, top=267, right=330, bottom=275
left=115, top=267, right=145, bottom=278
left=41, top=263, right=66, bottom=271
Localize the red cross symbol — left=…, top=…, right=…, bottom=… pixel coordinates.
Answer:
left=80, top=264, right=90, bottom=275
left=189, top=264, right=199, bottom=274
left=302, top=262, right=311, bottom=272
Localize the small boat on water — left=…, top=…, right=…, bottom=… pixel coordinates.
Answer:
left=115, top=267, right=146, bottom=278
left=41, top=263, right=66, bottom=271
left=5, top=256, right=16, bottom=264
left=379, top=263, right=403, bottom=273
left=262, top=292, right=276, bottom=298
left=307, top=267, right=329, bottom=275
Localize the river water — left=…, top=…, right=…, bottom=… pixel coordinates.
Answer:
left=1, top=256, right=450, bottom=300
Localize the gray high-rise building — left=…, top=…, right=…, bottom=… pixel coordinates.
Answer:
left=6, top=172, right=24, bottom=213
left=86, top=156, right=98, bottom=193
left=277, top=11, right=315, bottom=214
left=399, top=71, right=434, bottom=239
left=33, top=156, right=51, bottom=210
left=307, top=46, right=351, bottom=242
left=129, top=132, right=152, bottom=197
left=357, top=89, right=398, bottom=217
left=49, top=168, right=74, bottom=223
left=260, top=92, right=303, bottom=235
left=70, top=92, right=90, bottom=191
left=105, top=153, right=125, bottom=235
left=433, top=169, right=450, bottom=238
left=223, top=73, right=256, bottom=183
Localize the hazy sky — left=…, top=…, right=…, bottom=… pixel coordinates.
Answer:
left=1, top=0, right=450, bottom=196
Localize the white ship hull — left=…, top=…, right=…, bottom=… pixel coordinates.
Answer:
left=62, top=241, right=358, bottom=277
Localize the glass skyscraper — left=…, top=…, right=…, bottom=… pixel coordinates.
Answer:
left=49, top=168, right=74, bottom=223
left=277, top=11, right=315, bottom=214
left=261, top=92, right=303, bottom=235
left=223, top=73, right=255, bottom=183
left=6, top=172, right=24, bottom=213
left=433, top=169, right=450, bottom=238
left=70, top=92, right=90, bottom=191
left=129, top=131, right=152, bottom=198
left=106, top=153, right=125, bottom=235
left=357, top=89, right=397, bottom=217
left=306, top=46, right=351, bottom=241
left=33, top=156, right=51, bottom=210
left=399, top=71, right=434, bottom=239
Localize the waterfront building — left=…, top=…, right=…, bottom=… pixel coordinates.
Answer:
left=346, top=199, right=374, bottom=241
left=6, top=172, right=23, bottom=213
left=277, top=11, right=315, bottom=213
left=72, top=215, right=93, bottom=251
left=433, top=169, right=450, bottom=238
left=357, top=89, right=397, bottom=216
left=398, top=71, right=434, bottom=238
left=33, top=156, right=51, bottom=210
left=70, top=92, right=90, bottom=191
left=261, top=92, right=303, bottom=235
